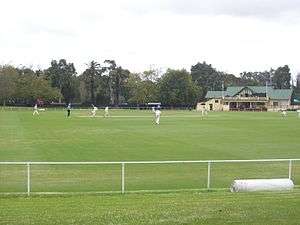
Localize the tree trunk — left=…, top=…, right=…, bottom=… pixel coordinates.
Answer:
left=109, top=80, right=114, bottom=105
left=115, top=76, right=120, bottom=106
left=59, top=83, right=62, bottom=103
left=91, top=79, right=95, bottom=104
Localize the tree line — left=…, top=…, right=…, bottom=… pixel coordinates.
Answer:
left=0, top=59, right=295, bottom=107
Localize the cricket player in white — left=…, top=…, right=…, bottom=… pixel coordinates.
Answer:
left=281, top=109, right=287, bottom=118
left=201, top=108, right=208, bottom=118
left=33, top=104, right=39, bottom=116
left=154, top=108, right=161, bottom=125
left=104, top=106, right=109, bottom=117
left=91, top=105, right=98, bottom=117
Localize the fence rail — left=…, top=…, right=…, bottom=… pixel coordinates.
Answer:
left=0, top=159, right=299, bottom=196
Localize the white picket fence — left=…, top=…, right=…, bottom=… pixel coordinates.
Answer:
left=0, top=159, right=299, bottom=196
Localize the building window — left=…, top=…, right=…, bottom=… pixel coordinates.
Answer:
left=273, top=102, right=278, bottom=107
left=215, top=100, right=219, bottom=103
left=224, top=102, right=229, bottom=105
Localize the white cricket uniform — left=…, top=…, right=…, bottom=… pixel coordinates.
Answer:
left=281, top=110, right=287, bottom=117
left=201, top=108, right=208, bottom=117
left=104, top=107, right=109, bottom=117
left=92, top=106, right=98, bottom=117
left=155, top=110, right=161, bottom=124
left=33, top=105, right=39, bottom=115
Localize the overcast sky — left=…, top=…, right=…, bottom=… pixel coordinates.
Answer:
left=1, top=0, right=300, bottom=78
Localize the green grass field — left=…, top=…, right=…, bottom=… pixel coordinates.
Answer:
left=1, top=191, right=300, bottom=225
left=0, top=109, right=300, bottom=224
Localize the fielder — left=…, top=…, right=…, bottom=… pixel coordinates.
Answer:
left=154, top=108, right=161, bottom=125
left=204, top=108, right=208, bottom=116
left=33, top=104, right=39, bottom=116
left=104, top=106, right=109, bottom=118
left=91, top=105, right=98, bottom=117
left=201, top=108, right=208, bottom=117
left=67, top=103, right=71, bottom=117
left=281, top=109, right=287, bottom=118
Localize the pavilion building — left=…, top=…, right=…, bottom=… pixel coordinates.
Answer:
left=197, top=86, right=293, bottom=111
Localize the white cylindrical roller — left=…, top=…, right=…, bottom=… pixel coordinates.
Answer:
left=230, top=178, right=294, bottom=192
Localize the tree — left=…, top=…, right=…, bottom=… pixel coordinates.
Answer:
left=0, top=65, right=18, bottom=106
left=221, top=72, right=242, bottom=87
left=81, top=61, right=104, bottom=104
left=239, top=70, right=273, bottom=86
left=159, top=69, right=200, bottom=106
left=13, top=70, right=61, bottom=104
left=296, top=73, right=300, bottom=90
left=103, top=60, right=130, bottom=106
left=29, top=77, right=62, bottom=103
left=191, top=62, right=222, bottom=99
left=124, top=72, right=159, bottom=104
left=123, top=73, right=141, bottom=104
left=272, top=65, right=291, bottom=89
left=111, top=67, right=130, bottom=106
left=102, top=60, right=117, bottom=104
left=141, top=69, right=160, bottom=82
left=45, top=59, right=77, bottom=103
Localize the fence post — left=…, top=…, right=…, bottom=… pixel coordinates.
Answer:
left=288, top=160, right=292, bottom=179
left=121, top=163, right=125, bottom=194
left=27, top=163, right=31, bottom=196
left=207, top=161, right=211, bottom=190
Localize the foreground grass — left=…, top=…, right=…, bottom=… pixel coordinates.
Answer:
left=1, top=190, right=300, bottom=225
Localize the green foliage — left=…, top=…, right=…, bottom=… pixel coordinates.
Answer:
left=191, top=62, right=221, bottom=98
left=297, top=73, right=300, bottom=89
left=45, top=59, right=78, bottom=103
left=239, top=70, right=273, bottom=86
left=272, top=65, right=291, bottom=89
left=0, top=65, right=61, bottom=105
left=81, top=61, right=104, bottom=104
left=124, top=72, right=159, bottom=104
left=190, top=62, right=243, bottom=99
left=109, top=66, right=130, bottom=106
left=14, top=73, right=61, bottom=103
left=239, top=66, right=291, bottom=90
left=0, top=65, right=18, bottom=105
left=78, top=60, right=131, bottom=106
left=159, top=69, right=200, bottom=105
left=0, top=60, right=295, bottom=106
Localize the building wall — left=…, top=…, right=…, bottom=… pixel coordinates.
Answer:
left=197, top=99, right=223, bottom=111
left=197, top=98, right=291, bottom=112
left=267, top=100, right=291, bottom=111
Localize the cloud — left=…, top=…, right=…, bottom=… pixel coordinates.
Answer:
left=121, top=0, right=300, bottom=20
left=0, top=0, right=300, bottom=77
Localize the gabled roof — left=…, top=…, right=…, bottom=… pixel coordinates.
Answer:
left=205, top=86, right=292, bottom=100
left=226, top=87, right=244, bottom=96
left=269, top=89, right=293, bottom=100
left=205, top=91, right=224, bottom=98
